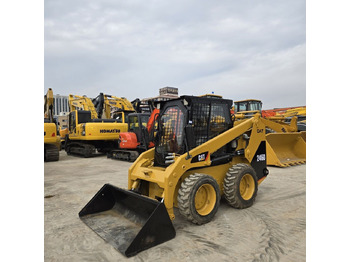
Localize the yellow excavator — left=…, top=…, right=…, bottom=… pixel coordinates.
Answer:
left=44, top=88, right=60, bottom=162
left=64, top=94, right=129, bottom=157
left=79, top=96, right=269, bottom=257
left=233, top=99, right=306, bottom=167
left=93, top=93, right=135, bottom=121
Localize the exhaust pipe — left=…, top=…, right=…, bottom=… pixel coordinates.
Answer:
left=79, top=184, right=176, bottom=257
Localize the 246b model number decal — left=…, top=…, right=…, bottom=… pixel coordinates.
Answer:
left=257, top=154, right=266, bottom=162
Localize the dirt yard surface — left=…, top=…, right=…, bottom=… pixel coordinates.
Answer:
left=44, top=151, right=306, bottom=262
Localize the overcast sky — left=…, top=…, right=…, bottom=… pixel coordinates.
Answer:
left=44, top=0, right=305, bottom=109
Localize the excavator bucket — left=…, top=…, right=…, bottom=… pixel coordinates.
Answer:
left=79, top=184, right=176, bottom=257
left=265, top=132, right=306, bottom=167
left=300, top=131, right=306, bottom=142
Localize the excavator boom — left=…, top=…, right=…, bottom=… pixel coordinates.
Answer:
left=44, top=88, right=60, bottom=161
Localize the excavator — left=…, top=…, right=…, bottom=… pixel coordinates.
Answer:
left=108, top=108, right=160, bottom=161
left=93, top=93, right=135, bottom=121
left=89, top=94, right=160, bottom=161
left=44, top=88, right=60, bottom=162
left=233, top=99, right=306, bottom=167
left=64, top=94, right=129, bottom=157
left=79, top=95, right=269, bottom=257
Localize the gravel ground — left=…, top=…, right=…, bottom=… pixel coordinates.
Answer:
left=44, top=151, right=306, bottom=262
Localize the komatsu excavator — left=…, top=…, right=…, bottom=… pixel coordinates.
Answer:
left=79, top=96, right=269, bottom=257
left=44, top=88, right=60, bottom=162
left=64, top=94, right=129, bottom=157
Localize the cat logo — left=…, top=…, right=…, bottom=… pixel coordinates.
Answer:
left=198, top=153, right=206, bottom=161
left=191, top=152, right=209, bottom=163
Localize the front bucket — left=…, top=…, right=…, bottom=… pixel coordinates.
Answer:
left=79, top=184, right=176, bottom=257
left=266, top=133, right=306, bottom=167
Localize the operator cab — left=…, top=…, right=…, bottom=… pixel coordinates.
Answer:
left=68, top=110, right=92, bottom=133
left=154, top=96, right=233, bottom=167
left=234, top=99, right=262, bottom=113
left=127, top=113, right=151, bottom=144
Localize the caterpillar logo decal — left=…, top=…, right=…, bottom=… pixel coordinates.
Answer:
left=100, top=129, right=120, bottom=133
left=191, top=152, right=209, bottom=163
left=257, top=154, right=266, bottom=162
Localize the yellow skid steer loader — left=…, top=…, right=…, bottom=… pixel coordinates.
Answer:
left=79, top=96, right=269, bottom=257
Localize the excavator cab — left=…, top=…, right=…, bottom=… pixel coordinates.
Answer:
left=68, top=110, right=91, bottom=132
left=234, top=99, right=262, bottom=118
left=128, top=113, right=150, bottom=145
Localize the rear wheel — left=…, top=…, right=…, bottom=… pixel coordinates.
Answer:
left=223, top=163, right=258, bottom=209
left=177, top=173, right=220, bottom=225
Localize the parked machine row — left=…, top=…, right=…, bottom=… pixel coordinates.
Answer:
left=44, top=89, right=306, bottom=257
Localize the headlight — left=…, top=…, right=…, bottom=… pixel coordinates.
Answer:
left=82, top=124, right=86, bottom=136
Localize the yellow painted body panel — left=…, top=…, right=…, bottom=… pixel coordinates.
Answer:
left=44, top=123, right=60, bottom=148
left=69, top=122, right=128, bottom=141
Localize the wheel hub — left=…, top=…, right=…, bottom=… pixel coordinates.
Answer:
left=240, top=174, right=255, bottom=200
left=195, top=184, right=216, bottom=216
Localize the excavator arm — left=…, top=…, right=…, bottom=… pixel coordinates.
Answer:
left=44, top=88, right=60, bottom=161
left=44, top=88, right=54, bottom=122
left=68, top=94, right=98, bottom=119
left=103, top=94, right=135, bottom=119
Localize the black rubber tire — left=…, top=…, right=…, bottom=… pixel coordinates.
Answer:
left=223, top=163, right=258, bottom=209
left=177, top=173, right=220, bottom=225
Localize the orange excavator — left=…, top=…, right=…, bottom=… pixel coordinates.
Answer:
left=108, top=108, right=160, bottom=161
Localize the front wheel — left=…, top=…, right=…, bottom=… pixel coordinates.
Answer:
left=177, top=173, right=220, bottom=225
left=223, top=163, right=258, bottom=209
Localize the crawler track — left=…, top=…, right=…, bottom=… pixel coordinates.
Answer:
left=108, top=150, right=139, bottom=162
left=65, top=142, right=96, bottom=158
left=44, top=144, right=59, bottom=162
